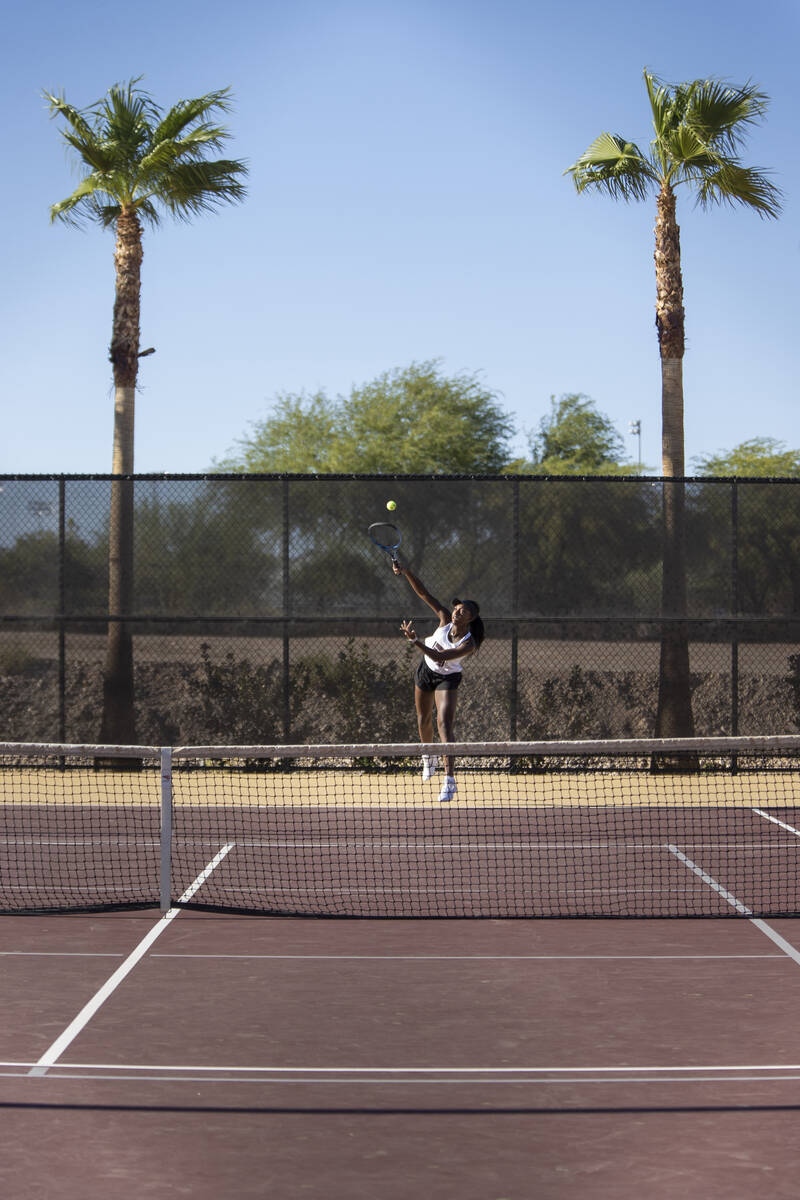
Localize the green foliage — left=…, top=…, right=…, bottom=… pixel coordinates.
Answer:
left=788, top=654, right=800, bottom=729
left=693, top=438, right=800, bottom=478
left=566, top=69, right=782, bottom=219
left=534, top=666, right=623, bottom=739
left=0, top=530, right=105, bottom=616
left=224, top=392, right=337, bottom=474
left=194, top=644, right=299, bottom=743
left=45, top=80, right=248, bottom=227
left=516, top=478, right=660, bottom=613
left=133, top=482, right=281, bottom=616
left=736, top=486, right=800, bottom=614
left=0, top=645, right=43, bottom=674
left=523, top=394, right=632, bottom=475
left=302, top=639, right=413, bottom=743
left=217, top=360, right=516, bottom=474
left=0, top=484, right=284, bottom=621
left=679, top=479, right=800, bottom=617
left=193, top=639, right=414, bottom=746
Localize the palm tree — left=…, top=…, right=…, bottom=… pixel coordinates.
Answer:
left=46, top=80, right=248, bottom=744
left=566, top=70, right=781, bottom=737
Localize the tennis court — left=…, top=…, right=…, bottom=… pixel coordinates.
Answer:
left=3, top=738, right=800, bottom=1197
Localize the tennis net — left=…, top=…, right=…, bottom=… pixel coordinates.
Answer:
left=2, top=737, right=800, bottom=918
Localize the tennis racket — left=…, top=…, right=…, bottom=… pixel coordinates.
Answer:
left=368, top=521, right=401, bottom=564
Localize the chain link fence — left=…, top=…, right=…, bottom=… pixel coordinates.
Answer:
left=1, top=474, right=799, bottom=744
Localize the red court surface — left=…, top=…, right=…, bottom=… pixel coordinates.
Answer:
left=3, top=911, right=800, bottom=1198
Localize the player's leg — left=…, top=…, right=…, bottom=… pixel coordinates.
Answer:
left=434, top=686, right=459, bottom=801
left=415, top=682, right=439, bottom=779
left=415, top=684, right=435, bottom=741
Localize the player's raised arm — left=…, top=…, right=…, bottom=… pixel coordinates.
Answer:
left=392, top=561, right=449, bottom=625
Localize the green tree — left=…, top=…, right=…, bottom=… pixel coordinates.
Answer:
left=46, top=80, right=248, bottom=743
left=0, top=530, right=104, bottom=617
left=694, top=438, right=800, bottom=477
left=523, top=394, right=634, bottom=474
left=219, top=360, right=516, bottom=474
left=566, top=70, right=782, bottom=737
left=692, top=441, right=800, bottom=621
left=133, top=483, right=280, bottom=616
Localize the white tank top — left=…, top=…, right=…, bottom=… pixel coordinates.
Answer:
left=423, top=623, right=472, bottom=675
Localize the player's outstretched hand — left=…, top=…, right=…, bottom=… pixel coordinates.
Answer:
left=400, top=619, right=416, bottom=642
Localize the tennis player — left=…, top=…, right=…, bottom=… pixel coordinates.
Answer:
left=392, top=560, right=484, bottom=801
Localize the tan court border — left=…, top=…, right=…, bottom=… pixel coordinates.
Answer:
left=2, top=774, right=798, bottom=810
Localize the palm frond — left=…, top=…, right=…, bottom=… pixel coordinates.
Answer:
left=90, top=199, right=125, bottom=229
left=43, top=91, right=94, bottom=141
left=47, top=80, right=248, bottom=228
left=657, top=124, right=729, bottom=184
left=137, top=140, right=182, bottom=179
left=49, top=177, right=101, bottom=226
left=99, top=80, right=160, bottom=137
left=639, top=68, right=783, bottom=216
left=130, top=198, right=161, bottom=228
left=565, top=132, right=656, bottom=201
left=49, top=181, right=127, bottom=230
left=150, top=90, right=233, bottom=144
left=153, top=159, right=248, bottom=219
left=60, top=130, right=115, bottom=174
left=684, top=78, right=771, bottom=156
left=175, top=123, right=232, bottom=155
left=664, top=124, right=707, bottom=165
left=140, top=125, right=231, bottom=178
left=644, top=71, right=686, bottom=137
left=693, top=162, right=783, bottom=217
left=83, top=81, right=159, bottom=178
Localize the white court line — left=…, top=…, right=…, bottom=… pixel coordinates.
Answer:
left=150, top=845, right=800, bottom=855
left=1, top=952, right=125, bottom=958
left=149, top=953, right=786, bottom=961
left=753, top=809, right=800, bottom=836
left=11, top=1060, right=800, bottom=1075
left=27, top=844, right=234, bottom=1077
left=666, top=846, right=753, bottom=915
left=7, top=950, right=784, bottom=961
left=749, top=809, right=800, bottom=965
left=748, top=920, right=800, bottom=966
left=668, top=821, right=800, bottom=966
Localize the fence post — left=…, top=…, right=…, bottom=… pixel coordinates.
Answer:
left=510, top=478, right=520, bottom=739
left=282, top=479, right=291, bottom=741
left=731, top=479, right=739, bottom=737
left=58, top=477, right=66, bottom=743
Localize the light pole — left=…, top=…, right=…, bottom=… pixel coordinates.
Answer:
left=28, top=500, right=55, bottom=528
left=628, top=420, right=642, bottom=469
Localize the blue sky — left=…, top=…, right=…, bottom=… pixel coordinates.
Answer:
left=1, top=0, right=796, bottom=475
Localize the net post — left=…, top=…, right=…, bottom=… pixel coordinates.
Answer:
left=160, top=746, right=173, bottom=913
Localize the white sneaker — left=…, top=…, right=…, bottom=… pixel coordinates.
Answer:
left=421, top=755, right=439, bottom=781
left=438, top=776, right=457, bottom=803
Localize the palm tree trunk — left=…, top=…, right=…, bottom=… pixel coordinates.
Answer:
left=654, top=185, right=694, bottom=739
left=99, top=209, right=142, bottom=745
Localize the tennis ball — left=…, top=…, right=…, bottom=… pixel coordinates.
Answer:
left=386, top=500, right=397, bottom=511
